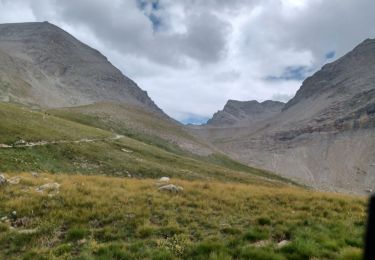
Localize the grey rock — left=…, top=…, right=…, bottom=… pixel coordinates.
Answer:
left=158, top=184, right=183, bottom=193
left=159, top=177, right=170, bottom=182
left=30, top=172, right=39, bottom=177
left=36, top=182, right=60, bottom=192
left=0, top=174, right=7, bottom=186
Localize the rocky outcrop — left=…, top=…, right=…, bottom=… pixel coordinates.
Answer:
left=207, top=100, right=284, bottom=127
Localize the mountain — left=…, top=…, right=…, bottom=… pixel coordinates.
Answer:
left=191, top=39, right=375, bottom=194
left=0, top=22, right=219, bottom=155
left=0, top=22, right=366, bottom=260
left=0, top=22, right=160, bottom=112
left=207, top=100, right=284, bottom=126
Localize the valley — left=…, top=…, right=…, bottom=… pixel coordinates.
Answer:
left=0, top=21, right=373, bottom=259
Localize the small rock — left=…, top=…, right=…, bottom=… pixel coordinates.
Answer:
left=253, top=240, right=270, bottom=247
left=277, top=240, right=290, bottom=248
left=366, top=189, right=373, bottom=193
left=158, top=184, right=183, bottom=193
left=77, top=238, right=87, bottom=245
left=0, top=174, right=7, bottom=186
left=36, top=182, right=60, bottom=192
left=31, top=172, right=39, bottom=178
left=1, top=216, right=8, bottom=221
left=159, top=177, right=170, bottom=182
left=8, top=176, right=21, bottom=185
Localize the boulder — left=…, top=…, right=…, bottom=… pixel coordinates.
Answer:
left=158, top=184, right=183, bottom=193
left=36, top=182, right=60, bottom=192
left=159, top=177, right=170, bottom=182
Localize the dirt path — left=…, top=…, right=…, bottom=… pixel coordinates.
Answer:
left=0, top=134, right=124, bottom=149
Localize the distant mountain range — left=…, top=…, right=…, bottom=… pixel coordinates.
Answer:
left=0, top=22, right=374, bottom=194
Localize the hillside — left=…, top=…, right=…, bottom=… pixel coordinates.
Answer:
left=48, top=101, right=215, bottom=156
left=0, top=102, right=289, bottom=185
left=191, top=39, right=375, bottom=194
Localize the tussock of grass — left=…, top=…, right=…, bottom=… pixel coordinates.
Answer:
left=0, top=172, right=366, bottom=259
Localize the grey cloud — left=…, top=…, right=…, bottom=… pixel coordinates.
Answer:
left=1, top=0, right=375, bottom=121
left=29, top=0, right=231, bottom=66
left=181, top=13, right=231, bottom=63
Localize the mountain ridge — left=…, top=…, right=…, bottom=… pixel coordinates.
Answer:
left=206, top=99, right=284, bottom=127
left=0, top=21, right=163, bottom=114
left=192, top=38, right=375, bottom=194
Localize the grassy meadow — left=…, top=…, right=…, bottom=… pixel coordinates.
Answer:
left=0, top=172, right=366, bottom=259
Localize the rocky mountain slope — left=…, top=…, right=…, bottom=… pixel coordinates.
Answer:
left=0, top=22, right=216, bottom=155
left=207, top=100, right=284, bottom=126
left=191, top=38, right=375, bottom=194
left=0, top=22, right=160, bottom=112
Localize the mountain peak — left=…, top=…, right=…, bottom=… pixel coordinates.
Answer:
left=0, top=22, right=164, bottom=115
left=284, top=38, right=375, bottom=111
left=207, top=99, right=284, bottom=126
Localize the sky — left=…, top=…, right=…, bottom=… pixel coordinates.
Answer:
left=1, top=0, right=375, bottom=124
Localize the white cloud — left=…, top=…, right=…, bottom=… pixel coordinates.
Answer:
left=0, top=0, right=375, bottom=122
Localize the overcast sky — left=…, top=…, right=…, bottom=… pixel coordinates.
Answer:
left=1, top=0, right=375, bottom=123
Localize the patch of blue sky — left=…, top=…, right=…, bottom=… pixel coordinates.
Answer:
left=136, top=0, right=162, bottom=31
left=180, top=116, right=209, bottom=125
left=266, top=65, right=312, bottom=81
left=325, top=51, right=335, bottom=59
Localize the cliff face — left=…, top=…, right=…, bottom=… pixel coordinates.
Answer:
left=0, top=22, right=162, bottom=113
left=191, top=39, right=375, bottom=194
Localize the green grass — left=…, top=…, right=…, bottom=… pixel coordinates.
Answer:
left=0, top=103, right=110, bottom=144
left=48, top=102, right=206, bottom=155
left=0, top=173, right=367, bottom=259
left=0, top=102, right=288, bottom=185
